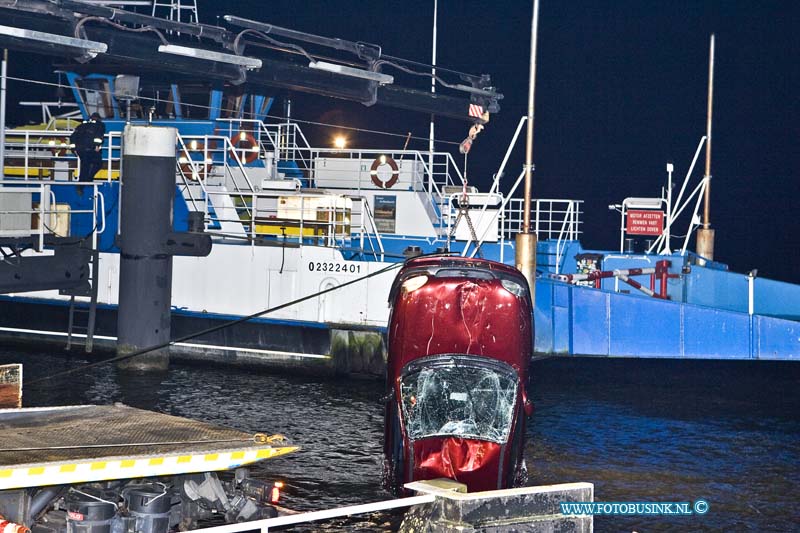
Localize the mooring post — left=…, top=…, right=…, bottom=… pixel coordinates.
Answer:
left=117, top=125, right=177, bottom=371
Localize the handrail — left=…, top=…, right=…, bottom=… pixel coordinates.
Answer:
left=96, top=190, right=106, bottom=235
left=356, top=195, right=385, bottom=261
left=466, top=169, right=527, bottom=260
left=0, top=180, right=100, bottom=251
left=198, top=494, right=436, bottom=533
left=553, top=202, right=576, bottom=274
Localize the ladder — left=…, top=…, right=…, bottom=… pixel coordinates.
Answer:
left=151, top=0, right=199, bottom=24
left=65, top=250, right=99, bottom=353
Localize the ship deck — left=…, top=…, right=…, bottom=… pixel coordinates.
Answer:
left=0, top=404, right=297, bottom=490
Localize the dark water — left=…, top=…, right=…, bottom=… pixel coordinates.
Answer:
left=2, top=346, right=799, bottom=532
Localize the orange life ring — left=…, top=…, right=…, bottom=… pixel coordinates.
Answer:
left=229, top=131, right=260, bottom=164
left=48, top=138, right=69, bottom=157
left=180, top=142, right=213, bottom=180
left=370, top=155, right=399, bottom=189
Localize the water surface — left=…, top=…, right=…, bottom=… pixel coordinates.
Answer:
left=2, top=347, right=797, bottom=531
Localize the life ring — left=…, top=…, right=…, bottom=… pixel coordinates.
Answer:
left=180, top=142, right=213, bottom=180
left=48, top=138, right=69, bottom=157
left=229, top=131, right=259, bottom=164
left=370, top=155, right=399, bottom=189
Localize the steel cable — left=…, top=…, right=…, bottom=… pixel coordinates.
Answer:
left=25, top=261, right=404, bottom=387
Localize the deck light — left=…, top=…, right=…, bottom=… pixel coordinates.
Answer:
left=333, top=136, right=347, bottom=149
left=157, top=45, right=262, bottom=70
left=308, top=61, right=393, bottom=85
left=0, top=25, right=107, bottom=53
left=623, top=197, right=663, bottom=209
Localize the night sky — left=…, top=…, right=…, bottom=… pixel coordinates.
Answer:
left=6, top=1, right=799, bottom=281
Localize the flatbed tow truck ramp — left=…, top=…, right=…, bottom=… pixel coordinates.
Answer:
left=0, top=404, right=297, bottom=531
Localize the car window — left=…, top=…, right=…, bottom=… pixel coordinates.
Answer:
left=400, top=362, right=517, bottom=443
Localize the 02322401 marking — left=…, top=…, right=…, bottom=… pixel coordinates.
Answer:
left=307, top=261, right=362, bottom=274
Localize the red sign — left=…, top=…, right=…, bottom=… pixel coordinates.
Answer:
left=626, top=210, right=664, bottom=236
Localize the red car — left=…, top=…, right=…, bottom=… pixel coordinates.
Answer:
left=383, top=256, right=534, bottom=494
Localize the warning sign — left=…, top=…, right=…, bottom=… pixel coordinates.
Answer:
left=626, top=210, right=664, bottom=236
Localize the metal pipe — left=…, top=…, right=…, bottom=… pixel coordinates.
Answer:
left=515, top=0, right=540, bottom=300
left=695, top=34, right=716, bottom=262
left=664, top=163, right=672, bottom=253
left=0, top=49, right=7, bottom=176
left=428, top=0, right=437, bottom=194
left=522, top=0, right=539, bottom=233
left=702, top=34, right=714, bottom=228
left=29, top=486, right=67, bottom=520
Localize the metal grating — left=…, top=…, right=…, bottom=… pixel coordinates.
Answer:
left=0, top=404, right=277, bottom=467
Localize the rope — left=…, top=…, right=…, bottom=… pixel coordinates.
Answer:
left=25, top=261, right=403, bottom=387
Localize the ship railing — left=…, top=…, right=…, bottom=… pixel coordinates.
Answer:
left=175, top=133, right=380, bottom=251
left=196, top=189, right=357, bottom=248
left=0, top=179, right=105, bottom=251
left=234, top=118, right=465, bottom=195
left=176, top=133, right=266, bottom=218
left=216, top=118, right=281, bottom=157
left=218, top=120, right=467, bottom=228
left=348, top=194, right=385, bottom=261
left=293, top=147, right=462, bottom=199
left=0, top=128, right=123, bottom=184
left=503, top=198, right=584, bottom=242
left=214, top=119, right=317, bottom=188
left=259, top=121, right=314, bottom=175
left=18, top=101, right=82, bottom=131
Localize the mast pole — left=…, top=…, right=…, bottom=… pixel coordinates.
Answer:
left=428, top=0, right=437, bottom=192
left=516, top=0, right=540, bottom=297
left=696, top=34, right=715, bottom=261
left=0, top=50, right=7, bottom=176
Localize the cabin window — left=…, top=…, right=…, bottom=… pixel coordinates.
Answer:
left=75, top=78, right=116, bottom=118
left=400, top=363, right=517, bottom=444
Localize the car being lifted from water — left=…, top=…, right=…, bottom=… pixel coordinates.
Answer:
left=383, top=255, right=534, bottom=494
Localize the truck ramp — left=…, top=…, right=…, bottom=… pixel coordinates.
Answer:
left=0, top=404, right=297, bottom=490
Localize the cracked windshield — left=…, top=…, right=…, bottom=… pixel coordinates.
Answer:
left=400, top=362, right=517, bottom=443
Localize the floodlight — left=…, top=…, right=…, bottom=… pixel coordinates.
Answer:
left=0, top=25, right=107, bottom=53
left=309, top=61, right=393, bottom=85
left=158, top=45, right=262, bottom=69
left=623, top=197, right=663, bottom=209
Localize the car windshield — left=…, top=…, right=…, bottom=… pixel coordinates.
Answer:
left=400, top=360, right=518, bottom=444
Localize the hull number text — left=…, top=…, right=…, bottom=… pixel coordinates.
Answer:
left=308, top=262, right=362, bottom=274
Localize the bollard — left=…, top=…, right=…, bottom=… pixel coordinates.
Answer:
left=116, top=125, right=178, bottom=371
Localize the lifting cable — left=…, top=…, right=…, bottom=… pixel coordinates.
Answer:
left=25, top=261, right=404, bottom=387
